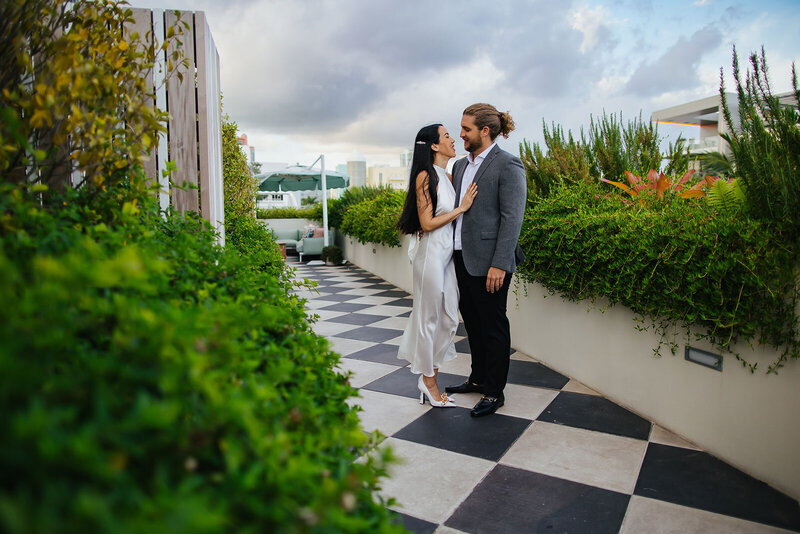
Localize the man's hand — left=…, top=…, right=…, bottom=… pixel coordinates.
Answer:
left=486, top=267, right=506, bottom=293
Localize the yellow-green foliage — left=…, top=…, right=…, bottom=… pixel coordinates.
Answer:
left=0, top=0, right=189, bottom=203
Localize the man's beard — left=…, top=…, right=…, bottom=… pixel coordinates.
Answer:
left=464, top=137, right=481, bottom=153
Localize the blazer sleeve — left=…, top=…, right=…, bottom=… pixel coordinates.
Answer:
left=491, top=155, right=527, bottom=272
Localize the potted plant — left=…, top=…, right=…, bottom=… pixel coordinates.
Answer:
left=321, top=245, right=343, bottom=266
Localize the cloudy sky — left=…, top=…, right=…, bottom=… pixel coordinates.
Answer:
left=126, top=0, right=799, bottom=169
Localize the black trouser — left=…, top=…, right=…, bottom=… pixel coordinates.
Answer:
left=453, top=251, right=512, bottom=399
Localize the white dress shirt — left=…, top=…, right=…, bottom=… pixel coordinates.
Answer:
left=454, top=142, right=496, bottom=251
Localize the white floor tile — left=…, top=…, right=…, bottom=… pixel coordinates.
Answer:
left=348, top=296, right=399, bottom=305
left=311, top=321, right=359, bottom=337
left=376, top=437, right=495, bottom=524
left=500, top=421, right=647, bottom=494
left=328, top=337, right=376, bottom=356
left=369, top=316, right=410, bottom=331
left=494, top=383, right=559, bottom=420
left=562, top=378, right=601, bottom=396
left=337, top=288, right=385, bottom=296
left=348, top=389, right=428, bottom=435
left=337, top=358, right=398, bottom=388
left=649, top=425, right=701, bottom=450
left=620, top=496, right=796, bottom=534
left=358, top=305, right=412, bottom=317
left=305, top=309, right=347, bottom=322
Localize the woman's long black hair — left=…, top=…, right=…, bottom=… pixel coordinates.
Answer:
left=396, top=124, right=441, bottom=235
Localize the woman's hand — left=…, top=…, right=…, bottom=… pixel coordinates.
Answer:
left=459, top=183, right=478, bottom=213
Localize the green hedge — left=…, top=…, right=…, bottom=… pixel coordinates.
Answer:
left=516, top=183, right=799, bottom=372
left=340, top=189, right=405, bottom=248
left=257, top=205, right=323, bottom=221
left=0, top=185, right=403, bottom=533
left=328, top=186, right=396, bottom=230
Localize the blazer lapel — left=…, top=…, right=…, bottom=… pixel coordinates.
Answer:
left=452, top=157, right=467, bottom=209
left=472, top=144, right=500, bottom=186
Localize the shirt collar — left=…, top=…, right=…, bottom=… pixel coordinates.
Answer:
left=467, top=141, right=496, bottom=164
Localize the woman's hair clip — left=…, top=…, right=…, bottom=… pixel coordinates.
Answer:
left=415, top=141, right=427, bottom=145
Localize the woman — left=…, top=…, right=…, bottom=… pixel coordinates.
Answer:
left=396, top=124, right=478, bottom=407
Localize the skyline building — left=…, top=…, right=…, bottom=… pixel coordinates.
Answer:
left=346, top=149, right=366, bottom=188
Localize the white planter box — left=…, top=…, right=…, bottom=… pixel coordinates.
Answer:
left=342, top=237, right=800, bottom=500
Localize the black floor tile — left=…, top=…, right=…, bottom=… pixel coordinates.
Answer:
left=351, top=276, right=382, bottom=282
left=506, top=359, right=570, bottom=389
left=398, top=311, right=411, bottom=318
left=314, top=293, right=357, bottom=302
left=538, top=391, right=651, bottom=440
left=391, top=513, right=437, bottom=534
left=315, top=285, right=353, bottom=293
left=456, top=322, right=467, bottom=337
left=328, top=313, right=388, bottom=326
left=319, top=302, right=372, bottom=313
left=345, top=343, right=406, bottom=365
left=307, top=279, right=341, bottom=286
left=334, top=326, right=403, bottom=343
left=362, top=367, right=465, bottom=399
left=454, top=337, right=514, bottom=357
left=384, top=297, right=414, bottom=307
left=635, top=443, right=800, bottom=531
left=455, top=337, right=471, bottom=354
left=393, top=407, right=531, bottom=462
left=372, top=289, right=410, bottom=298
left=364, top=283, right=395, bottom=290
left=446, top=465, right=630, bottom=534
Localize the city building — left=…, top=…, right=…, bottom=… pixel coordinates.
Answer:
left=652, top=91, right=796, bottom=157
left=346, top=150, right=366, bottom=188
left=236, top=134, right=256, bottom=164
left=366, top=165, right=409, bottom=190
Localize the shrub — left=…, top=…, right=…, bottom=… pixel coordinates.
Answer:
left=720, top=46, right=800, bottom=240
left=0, top=185, right=403, bottom=533
left=599, top=169, right=710, bottom=203
left=516, top=182, right=799, bottom=373
left=0, top=1, right=401, bottom=530
left=322, top=245, right=343, bottom=265
left=340, top=189, right=405, bottom=248
left=327, top=186, right=395, bottom=229
left=519, top=113, right=690, bottom=201
left=222, top=115, right=257, bottom=223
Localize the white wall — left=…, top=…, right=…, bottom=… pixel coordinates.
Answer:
left=341, top=238, right=800, bottom=501
left=507, top=280, right=800, bottom=501
left=340, top=233, right=413, bottom=292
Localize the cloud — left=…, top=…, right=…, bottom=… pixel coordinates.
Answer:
left=624, top=25, right=723, bottom=97
left=196, top=0, right=617, bottom=141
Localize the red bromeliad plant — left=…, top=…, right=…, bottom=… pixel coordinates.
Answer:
left=600, top=169, right=721, bottom=203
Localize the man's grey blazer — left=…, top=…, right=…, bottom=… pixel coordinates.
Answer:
left=452, top=144, right=527, bottom=277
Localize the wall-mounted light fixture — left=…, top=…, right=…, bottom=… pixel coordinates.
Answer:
left=685, top=346, right=722, bottom=371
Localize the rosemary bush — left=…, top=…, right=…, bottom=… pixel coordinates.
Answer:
left=520, top=113, right=690, bottom=201
left=720, top=46, right=800, bottom=241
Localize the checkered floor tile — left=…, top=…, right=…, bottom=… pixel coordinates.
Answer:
left=289, top=258, right=800, bottom=534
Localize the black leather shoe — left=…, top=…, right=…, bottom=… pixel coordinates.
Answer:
left=470, top=396, right=504, bottom=417
left=445, top=380, right=484, bottom=394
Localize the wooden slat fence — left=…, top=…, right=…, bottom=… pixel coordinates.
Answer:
left=128, top=8, right=225, bottom=244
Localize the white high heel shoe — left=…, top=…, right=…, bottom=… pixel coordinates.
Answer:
left=418, top=375, right=456, bottom=408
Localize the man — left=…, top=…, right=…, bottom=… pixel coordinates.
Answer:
left=445, top=103, right=527, bottom=417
